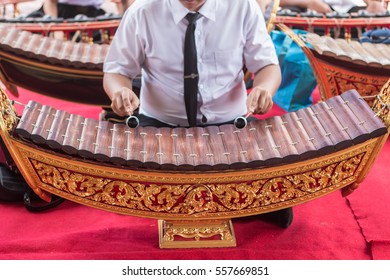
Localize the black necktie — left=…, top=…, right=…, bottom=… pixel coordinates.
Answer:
left=184, top=12, right=201, bottom=127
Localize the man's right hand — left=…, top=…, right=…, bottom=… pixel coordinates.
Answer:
left=110, top=87, right=140, bottom=117
left=308, top=0, right=332, bottom=14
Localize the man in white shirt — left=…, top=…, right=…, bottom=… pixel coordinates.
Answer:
left=104, top=0, right=281, bottom=127
left=103, top=0, right=291, bottom=227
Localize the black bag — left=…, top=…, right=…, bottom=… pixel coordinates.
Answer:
left=0, top=163, right=28, bottom=202
left=0, top=163, right=64, bottom=211
left=360, top=28, right=390, bottom=44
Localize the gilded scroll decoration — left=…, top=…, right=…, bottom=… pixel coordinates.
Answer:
left=324, top=68, right=384, bottom=102
left=372, top=79, right=390, bottom=127
left=31, top=152, right=365, bottom=215
left=331, top=154, right=362, bottom=184
left=0, top=87, right=17, bottom=132
left=162, top=220, right=234, bottom=242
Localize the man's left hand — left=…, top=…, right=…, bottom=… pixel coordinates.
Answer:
left=246, top=86, right=273, bottom=115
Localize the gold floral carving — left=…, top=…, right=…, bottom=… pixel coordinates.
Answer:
left=0, top=87, right=17, bottom=132
left=158, top=219, right=236, bottom=248
left=30, top=152, right=365, bottom=217
left=323, top=66, right=387, bottom=106
left=162, top=220, right=234, bottom=242
left=372, top=79, right=390, bottom=127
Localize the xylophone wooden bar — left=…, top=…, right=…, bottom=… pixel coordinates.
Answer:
left=11, top=90, right=389, bottom=173
left=1, top=82, right=390, bottom=249
left=78, top=118, right=99, bottom=159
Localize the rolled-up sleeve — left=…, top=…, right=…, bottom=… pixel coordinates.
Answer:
left=103, top=10, right=145, bottom=79
left=243, top=1, right=278, bottom=74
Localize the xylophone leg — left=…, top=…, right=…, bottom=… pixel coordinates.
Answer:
left=341, top=182, right=359, bottom=197
left=158, top=219, right=237, bottom=248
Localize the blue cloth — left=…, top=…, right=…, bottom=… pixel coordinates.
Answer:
left=271, top=29, right=317, bottom=112
left=360, top=28, right=390, bottom=44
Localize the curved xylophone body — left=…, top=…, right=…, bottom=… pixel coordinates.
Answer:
left=0, top=80, right=389, bottom=248
left=0, top=25, right=111, bottom=105
left=278, top=24, right=390, bottom=106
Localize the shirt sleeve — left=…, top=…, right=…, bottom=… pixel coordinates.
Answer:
left=103, top=9, right=145, bottom=79
left=243, top=0, right=279, bottom=74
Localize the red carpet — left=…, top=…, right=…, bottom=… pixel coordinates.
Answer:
left=0, top=88, right=389, bottom=260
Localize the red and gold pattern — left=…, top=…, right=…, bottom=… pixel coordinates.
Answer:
left=25, top=151, right=366, bottom=218
left=320, top=66, right=388, bottom=106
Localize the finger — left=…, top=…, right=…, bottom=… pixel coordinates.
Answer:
left=265, top=98, right=273, bottom=112
left=111, top=98, right=126, bottom=117
left=247, top=90, right=259, bottom=113
left=256, top=94, right=266, bottom=113
left=259, top=93, right=273, bottom=114
left=129, top=92, right=140, bottom=113
left=121, top=89, right=132, bottom=115
left=252, top=89, right=266, bottom=114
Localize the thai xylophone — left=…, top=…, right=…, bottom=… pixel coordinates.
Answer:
left=275, top=9, right=390, bottom=40
left=1, top=81, right=390, bottom=248
left=0, top=25, right=108, bottom=70
left=305, top=32, right=390, bottom=69
left=0, top=13, right=121, bottom=43
left=277, top=23, right=390, bottom=104
left=0, top=25, right=111, bottom=105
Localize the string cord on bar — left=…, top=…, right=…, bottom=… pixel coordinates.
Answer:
left=359, top=94, right=389, bottom=117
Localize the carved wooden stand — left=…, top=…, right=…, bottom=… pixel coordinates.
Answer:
left=159, top=220, right=236, bottom=248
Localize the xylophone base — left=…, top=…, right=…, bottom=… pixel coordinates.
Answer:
left=158, top=219, right=236, bottom=249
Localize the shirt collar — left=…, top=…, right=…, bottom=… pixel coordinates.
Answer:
left=170, top=0, right=217, bottom=24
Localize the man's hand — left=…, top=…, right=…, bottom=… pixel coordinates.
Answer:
left=110, top=87, right=140, bottom=117
left=307, top=0, right=332, bottom=14
left=365, top=0, right=386, bottom=13
left=246, top=86, right=273, bottom=115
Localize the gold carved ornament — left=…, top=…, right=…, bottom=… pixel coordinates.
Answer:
left=0, top=87, right=17, bottom=132
left=372, top=79, right=390, bottom=127
left=31, top=153, right=364, bottom=216
left=324, top=67, right=386, bottom=105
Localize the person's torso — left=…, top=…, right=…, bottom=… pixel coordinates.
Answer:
left=106, top=0, right=276, bottom=126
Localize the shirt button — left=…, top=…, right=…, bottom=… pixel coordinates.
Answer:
left=198, top=58, right=203, bottom=63
left=199, top=84, right=204, bottom=89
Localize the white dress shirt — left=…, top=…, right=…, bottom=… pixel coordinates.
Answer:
left=104, top=0, right=279, bottom=126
